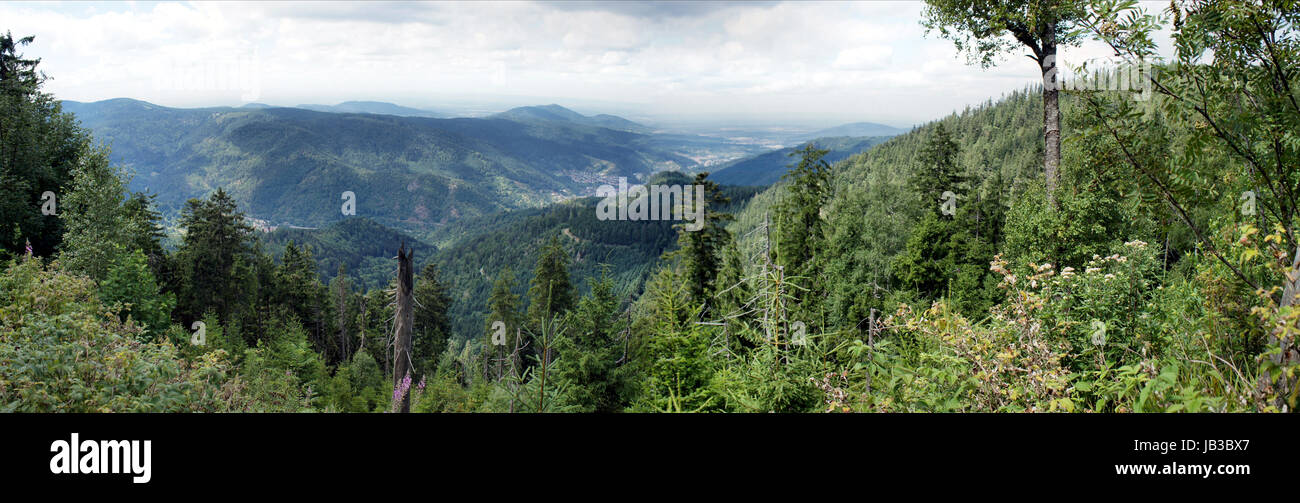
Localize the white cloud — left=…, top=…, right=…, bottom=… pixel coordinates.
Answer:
left=833, top=46, right=894, bottom=70
left=0, top=0, right=1176, bottom=127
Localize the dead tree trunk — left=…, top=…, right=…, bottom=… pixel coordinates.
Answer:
left=393, top=243, right=415, bottom=413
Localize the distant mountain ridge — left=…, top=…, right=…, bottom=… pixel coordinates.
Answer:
left=294, top=101, right=442, bottom=118
left=492, top=104, right=651, bottom=133
left=797, top=121, right=907, bottom=140
left=707, top=135, right=895, bottom=186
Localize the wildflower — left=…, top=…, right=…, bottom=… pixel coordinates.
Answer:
left=1086, top=267, right=1102, bottom=274
left=392, top=371, right=412, bottom=410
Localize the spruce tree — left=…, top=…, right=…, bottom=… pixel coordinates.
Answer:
left=526, top=235, right=574, bottom=329
left=774, top=143, right=834, bottom=320
left=552, top=266, right=627, bottom=412
left=174, top=188, right=256, bottom=327
left=910, top=123, right=965, bottom=215
left=483, top=266, right=522, bottom=381
left=413, top=262, right=452, bottom=376
left=668, top=172, right=734, bottom=304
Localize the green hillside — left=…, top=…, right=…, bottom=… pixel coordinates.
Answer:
left=728, top=89, right=1044, bottom=306
left=61, top=99, right=697, bottom=233
left=261, top=217, right=438, bottom=291
left=430, top=171, right=762, bottom=341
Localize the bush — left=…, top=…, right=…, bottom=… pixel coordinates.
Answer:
left=0, top=257, right=216, bottom=411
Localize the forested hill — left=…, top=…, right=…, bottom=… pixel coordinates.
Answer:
left=727, top=88, right=1044, bottom=326
left=707, top=135, right=895, bottom=186
left=431, top=172, right=762, bottom=340
left=261, top=217, right=438, bottom=291
left=60, top=98, right=695, bottom=232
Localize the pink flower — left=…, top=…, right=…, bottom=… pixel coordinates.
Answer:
left=392, top=371, right=412, bottom=410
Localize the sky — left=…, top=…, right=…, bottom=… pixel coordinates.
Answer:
left=1, top=1, right=1173, bottom=128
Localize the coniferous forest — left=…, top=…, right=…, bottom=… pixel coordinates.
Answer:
left=2, top=0, right=1298, bottom=421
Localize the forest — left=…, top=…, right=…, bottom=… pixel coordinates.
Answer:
left=1, top=0, right=1297, bottom=414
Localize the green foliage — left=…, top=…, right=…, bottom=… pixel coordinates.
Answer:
left=100, top=246, right=176, bottom=338
left=668, top=173, right=734, bottom=303
left=526, top=235, right=574, bottom=335
left=0, top=257, right=215, bottom=412
left=58, top=144, right=131, bottom=282
left=0, top=32, right=85, bottom=259
left=174, top=188, right=257, bottom=328
left=1001, top=181, right=1126, bottom=272
left=326, top=348, right=388, bottom=412
left=227, top=317, right=327, bottom=412
left=632, top=265, right=717, bottom=412
left=550, top=267, right=629, bottom=412
left=7, top=2, right=1298, bottom=415
left=910, top=123, right=965, bottom=212
left=921, top=0, right=1086, bottom=68
left=709, top=343, right=823, bottom=413
left=413, top=262, right=452, bottom=375
left=412, top=371, right=482, bottom=413
left=774, top=144, right=833, bottom=285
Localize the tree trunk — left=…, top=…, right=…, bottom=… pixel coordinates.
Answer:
left=393, top=243, right=414, bottom=413
left=1041, top=29, right=1061, bottom=207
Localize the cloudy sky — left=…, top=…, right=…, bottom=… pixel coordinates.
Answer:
left=2, top=1, right=1171, bottom=128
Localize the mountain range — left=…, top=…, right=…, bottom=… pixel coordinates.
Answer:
left=491, top=104, right=652, bottom=133
left=60, top=99, right=698, bottom=234
left=293, top=101, right=442, bottom=118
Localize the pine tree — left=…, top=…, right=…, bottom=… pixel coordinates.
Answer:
left=174, top=188, right=256, bottom=327
left=122, top=191, right=168, bottom=278
left=774, top=144, right=834, bottom=319
left=483, top=266, right=522, bottom=381
left=668, top=172, right=734, bottom=304
left=552, top=266, right=627, bottom=412
left=910, top=123, right=965, bottom=215
left=526, top=235, right=574, bottom=332
left=413, top=262, right=452, bottom=376
left=277, top=241, right=327, bottom=355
